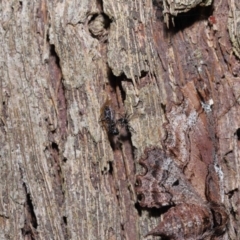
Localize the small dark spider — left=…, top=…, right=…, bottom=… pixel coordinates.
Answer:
left=100, top=106, right=115, bottom=123
left=107, top=122, right=119, bottom=135
left=117, top=113, right=135, bottom=133
left=100, top=106, right=119, bottom=136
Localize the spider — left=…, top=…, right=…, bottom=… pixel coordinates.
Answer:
left=100, top=106, right=119, bottom=135
left=116, top=113, right=135, bottom=133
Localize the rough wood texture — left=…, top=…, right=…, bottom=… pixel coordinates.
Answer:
left=228, top=0, right=240, bottom=58
left=135, top=147, right=228, bottom=238
left=0, top=0, right=239, bottom=239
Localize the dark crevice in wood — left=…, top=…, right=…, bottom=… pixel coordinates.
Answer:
left=116, top=193, right=120, bottom=205
left=25, top=191, right=38, bottom=229
left=104, top=67, right=138, bottom=236
left=89, top=13, right=111, bottom=30
left=140, top=70, right=148, bottom=79
left=149, top=205, right=173, bottom=218
left=172, top=179, right=179, bottom=186
left=51, top=142, right=64, bottom=189
left=230, top=207, right=237, bottom=221
left=96, top=0, right=114, bottom=23
left=218, top=41, right=231, bottom=69
left=224, top=150, right=233, bottom=156
left=102, top=67, right=136, bottom=155
left=43, top=143, right=66, bottom=236
left=136, top=204, right=173, bottom=221
left=108, top=161, right=114, bottom=175
left=101, top=166, right=108, bottom=175
left=167, top=5, right=214, bottom=32
left=51, top=142, right=59, bottom=152
left=107, top=68, right=136, bottom=157
left=63, top=216, right=67, bottom=225
left=118, top=80, right=127, bottom=104
left=235, top=128, right=240, bottom=140
left=96, top=0, right=103, bottom=12
left=134, top=202, right=142, bottom=216
left=61, top=216, right=68, bottom=239
left=48, top=142, right=65, bottom=207
left=160, top=103, right=166, bottom=114
left=50, top=45, right=60, bottom=69
left=89, top=13, right=99, bottom=22
left=227, top=188, right=238, bottom=199
left=108, top=136, right=121, bottom=151
left=160, top=237, right=171, bottom=240
left=107, top=69, right=126, bottom=103
left=1, top=93, right=9, bottom=124
left=46, top=36, right=68, bottom=140
left=21, top=181, right=38, bottom=240
left=45, top=142, right=68, bottom=236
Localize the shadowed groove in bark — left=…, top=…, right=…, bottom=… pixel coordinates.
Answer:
left=106, top=68, right=137, bottom=163
left=96, top=0, right=103, bottom=11
left=111, top=69, right=136, bottom=164
left=134, top=202, right=142, bottom=216
left=61, top=216, right=68, bottom=240
left=108, top=161, right=114, bottom=175
left=51, top=142, right=65, bottom=205
left=107, top=67, right=127, bottom=104
left=227, top=188, right=238, bottom=199
left=167, top=5, right=214, bottom=31
left=44, top=39, right=68, bottom=237
left=49, top=45, right=60, bottom=67
left=100, top=67, right=138, bottom=239
left=43, top=141, right=68, bottom=238
left=101, top=67, right=135, bottom=152
left=21, top=182, right=38, bottom=240
left=235, top=128, right=240, bottom=140
left=49, top=43, right=68, bottom=140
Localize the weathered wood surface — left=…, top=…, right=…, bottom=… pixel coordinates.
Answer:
left=0, top=0, right=240, bottom=239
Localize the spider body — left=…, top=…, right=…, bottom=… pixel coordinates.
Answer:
left=117, top=113, right=135, bottom=133
left=107, top=122, right=119, bottom=135
left=100, top=106, right=119, bottom=136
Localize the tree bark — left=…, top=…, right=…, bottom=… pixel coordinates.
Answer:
left=0, top=0, right=239, bottom=239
